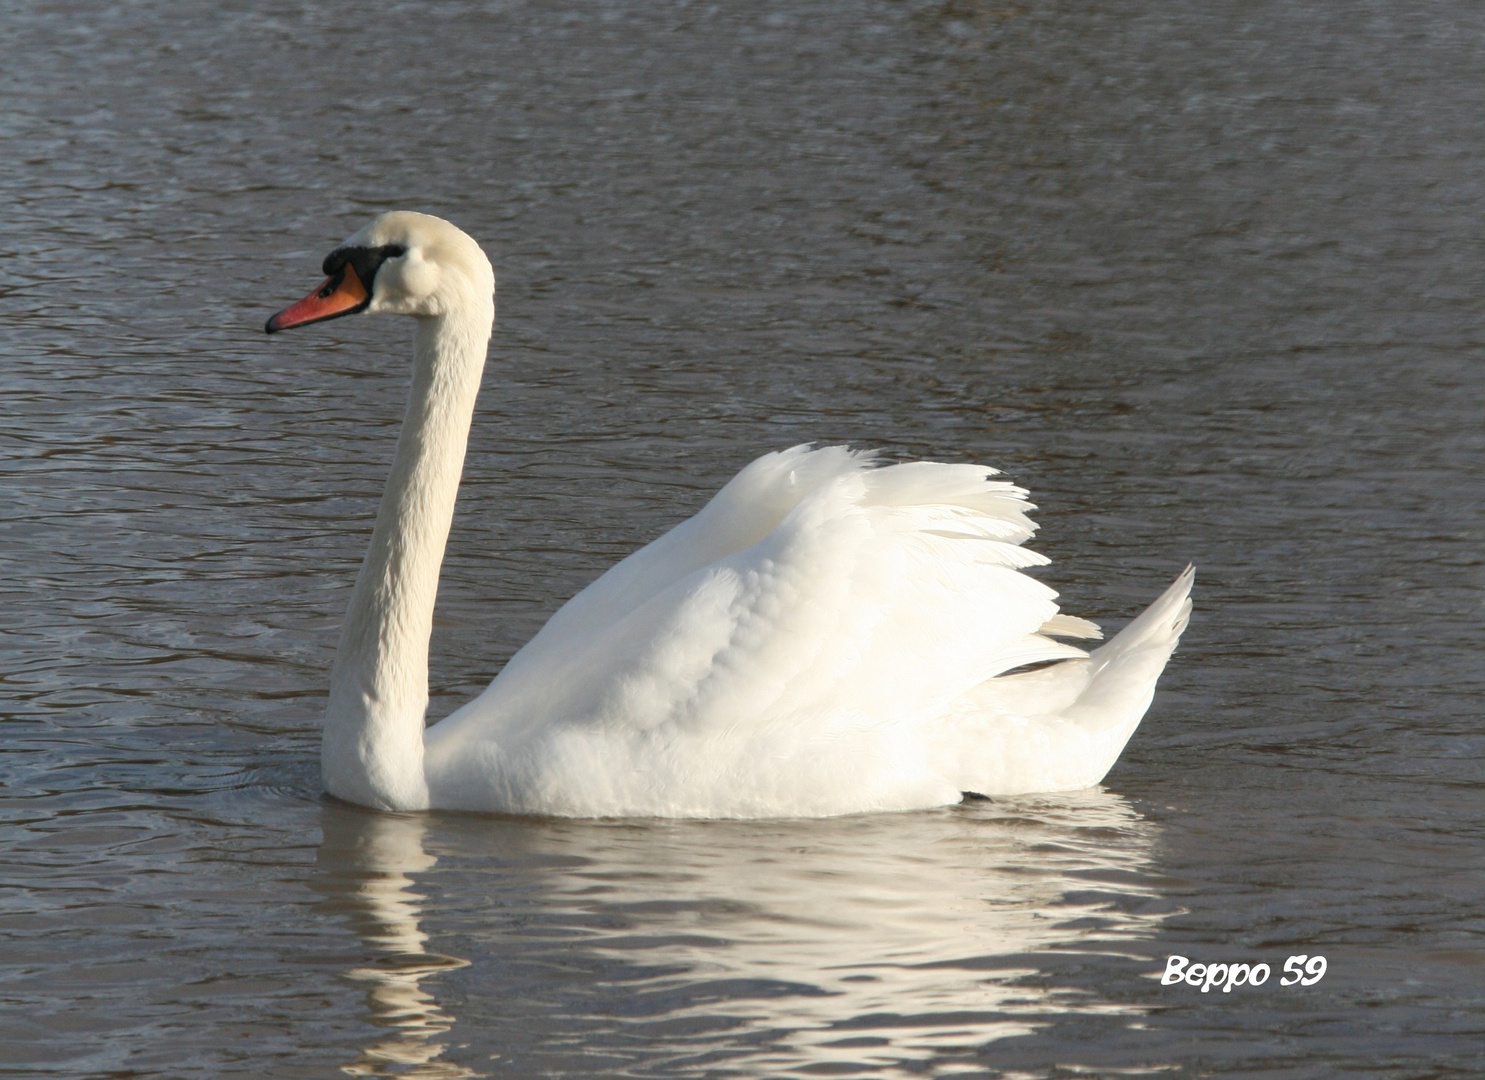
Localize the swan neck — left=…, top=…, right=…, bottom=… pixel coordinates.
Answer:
left=323, top=303, right=492, bottom=810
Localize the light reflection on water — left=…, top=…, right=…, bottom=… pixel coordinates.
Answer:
left=316, top=792, right=1169, bottom=1078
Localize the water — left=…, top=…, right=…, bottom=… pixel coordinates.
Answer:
left=2, top=0, right=1482, bottom=1075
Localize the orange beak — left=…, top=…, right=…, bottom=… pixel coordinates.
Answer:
left=265, top=263, right=370, bottom=333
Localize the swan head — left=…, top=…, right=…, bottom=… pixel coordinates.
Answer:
left=266, top=211, right=494, bottom=333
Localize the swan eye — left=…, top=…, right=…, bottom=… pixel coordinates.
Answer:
left=316, top=270, right=345, bottom=299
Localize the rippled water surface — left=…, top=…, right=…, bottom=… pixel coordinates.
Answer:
left=3, top=1, right=1483, bottom=1076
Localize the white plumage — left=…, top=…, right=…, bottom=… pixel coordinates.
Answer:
left=268, top=212, right=1193, bottom=818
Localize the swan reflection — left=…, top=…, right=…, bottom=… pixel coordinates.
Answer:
left=313, top=788, right=1169, bottom=1076
left=315, top=808, right=477, bottom=1079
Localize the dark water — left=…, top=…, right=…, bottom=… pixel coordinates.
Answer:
left=3, top=1, right=1482, bottom=1076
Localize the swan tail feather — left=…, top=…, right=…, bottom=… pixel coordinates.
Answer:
left=935, top=566, right=1192, bottom=796
left=1063, top=564, right=1194, bottom=738
left=1037, top=614, right=1104, bottom=640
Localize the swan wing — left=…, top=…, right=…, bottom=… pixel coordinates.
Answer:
left=424, top=447, right=1088, bottom=815
left=502, top=444, right=872, bottom=661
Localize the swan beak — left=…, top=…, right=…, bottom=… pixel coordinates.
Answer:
left=265, top=264, right=370, bottom=333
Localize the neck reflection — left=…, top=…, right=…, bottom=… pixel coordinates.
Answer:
left=315, top=806, right=476, bottom=1079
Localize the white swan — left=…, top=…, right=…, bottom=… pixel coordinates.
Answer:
left=266, top=211, right=1193, bottom=818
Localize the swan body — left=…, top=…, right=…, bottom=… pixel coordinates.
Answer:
left=268, top=211, right=1193, bottom=818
